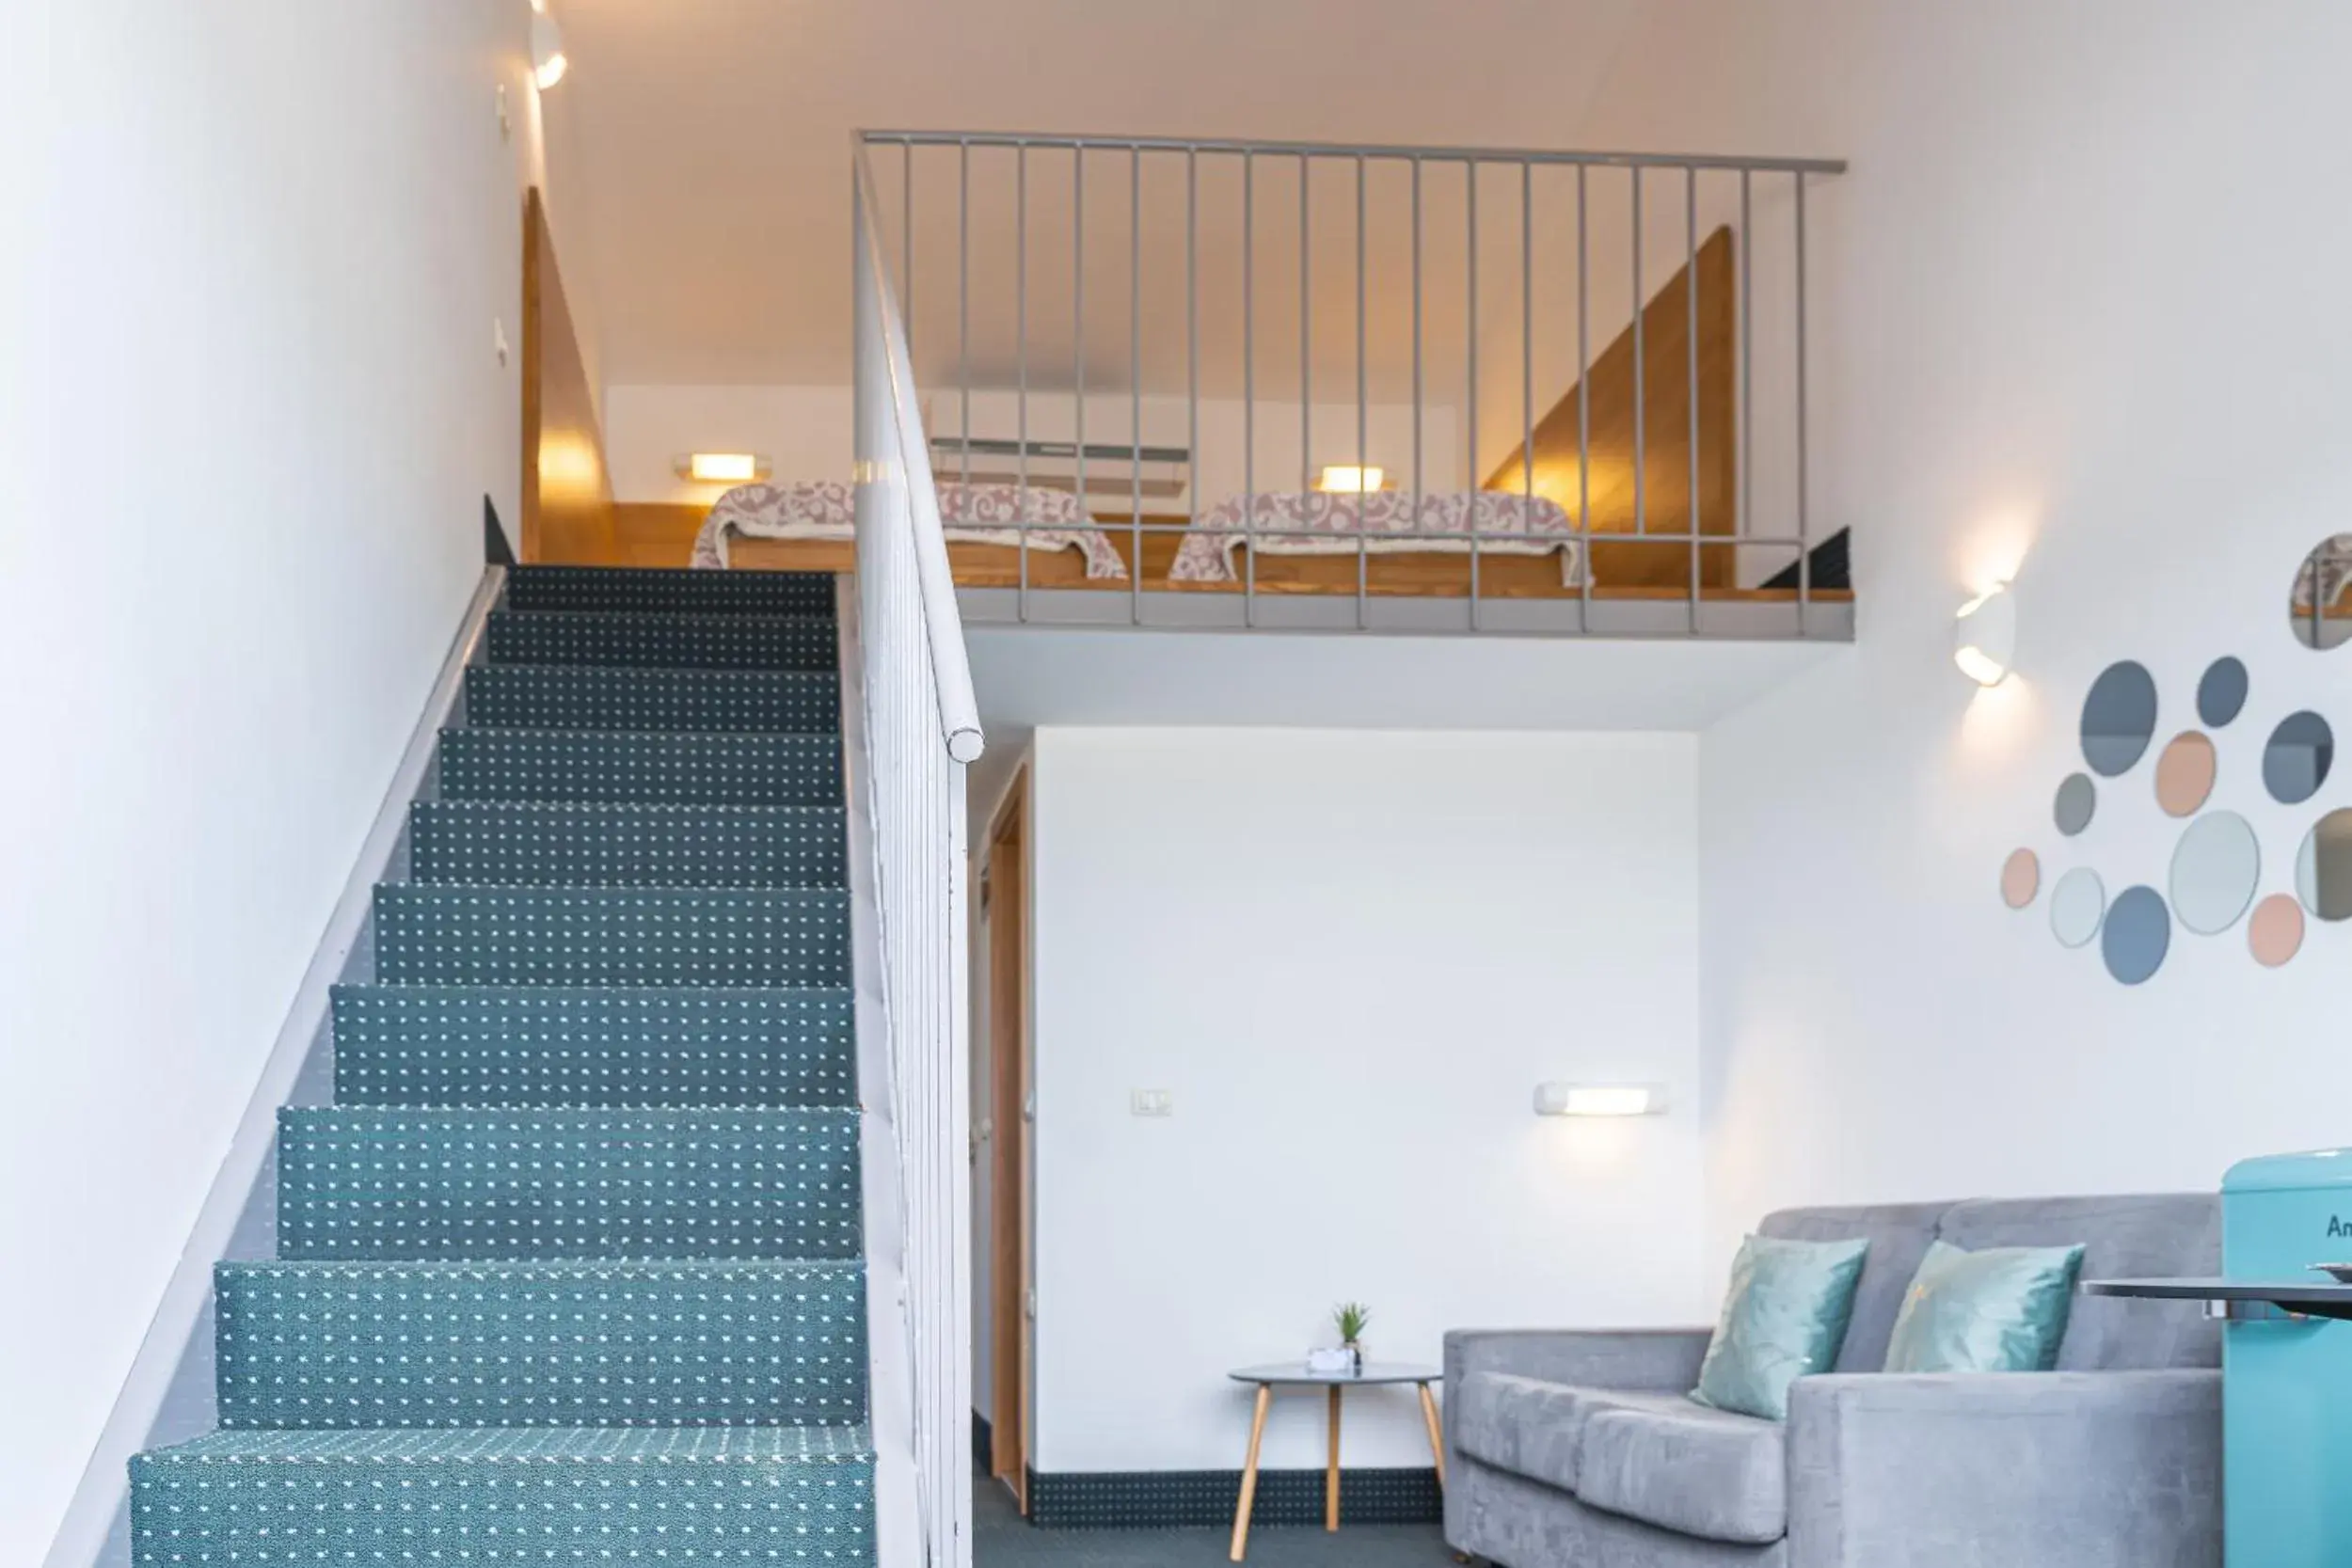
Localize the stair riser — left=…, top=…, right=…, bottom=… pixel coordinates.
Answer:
left=411, top=802, right=847, bottom=889
left=466, top=666, right=839, bottom=734
left=373, top=886, right=850, bottom=988
left=488, top=610, right=838, bottom=672
left=438, top=729, right=844, bottom=806
left=332, top=986, right=856, bottom=1109
left=504, top=564, right=836, bottom=616
left=131, top=1455, right=877, bottom=1568
left=277, top=1109, right=863, bottom=1261
left=217, top=1262, right=866, bottom=1428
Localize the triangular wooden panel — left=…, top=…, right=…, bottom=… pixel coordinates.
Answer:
left=1486, top=226, right=1738, bottom=589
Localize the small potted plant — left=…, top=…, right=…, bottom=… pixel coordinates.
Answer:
left=1334, top=1302, right=1372, bottom=1375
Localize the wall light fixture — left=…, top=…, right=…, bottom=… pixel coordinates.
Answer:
left=1533, top=1083, right=1666, bottom=1117
left=1954, top=582, right=2017, bottom=687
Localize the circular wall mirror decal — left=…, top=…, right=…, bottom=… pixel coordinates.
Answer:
left=2053, top=773, right=2096, bottom=836
left=2101, top=886, right=2171, bottom=985
left=2250, top=894, right=2305, bottom=967
left=2154, top=733, right=2217, bottom=817
left=2294, top=807, right=2352, bottom=921
left=2000, top=849, right=2041, bottom=909
left=2290, top=535, right=2352, bottom=649
left=2169, top=812, right=2259, bottom=935
left=2080, top=661, right=2158, bottom=776
left=2050, top=867, right=2106, bottom=949
left=2263, top=711, right=2334, bottom=804
left=2197, top=657, right=2249, bottom=726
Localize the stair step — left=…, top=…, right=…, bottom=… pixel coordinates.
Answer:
left=215, top=1259, right=866, bottom=1429
left=411, top=800, right=847, bottom=888
left=277, top=1107, right=862, bottom=1261
left=438, top=727, right=842, bottom=806
left=131, top=1425, right=876, bottom=1567
left=373, top=885, right=849, bottom=987
left=505, top=563, right=836, bottom=617
left=332, top=984, right=855, bottom=1108
left=487, top=608, right=838, bottom=672
left=465, top=664, right=839, bottom=734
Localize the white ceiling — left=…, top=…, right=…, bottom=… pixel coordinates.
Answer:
left=551, top=0, right=1646, bottom=388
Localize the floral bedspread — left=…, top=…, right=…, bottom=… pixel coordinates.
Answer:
left=692, top=481, right=1128, bottom=578
left=1168, top=491, right=1585, bottom=586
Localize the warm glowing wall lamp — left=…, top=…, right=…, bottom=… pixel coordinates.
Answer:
left=1316, top=465, right=1385, bottom=494
left=1534, top=1083, right=1667, bottom=1118
left=1953, top=583, right=2017, bottom=687
left=531, top=11, right=569, bottom=90
left=675, top=452, right=771, bottom=484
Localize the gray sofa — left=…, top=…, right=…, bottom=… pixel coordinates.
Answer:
left=1444, top=1195, right=2221, bottom=1567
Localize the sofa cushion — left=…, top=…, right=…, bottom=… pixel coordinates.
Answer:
left=1935, top=1193, right=2219, bottom=1370
left=1575, top=1397, right=1787, bottom=1545
left=1453, top=1374, right=1699, bottom=1495
left=1758, top=1201, right=1948, bottom=1371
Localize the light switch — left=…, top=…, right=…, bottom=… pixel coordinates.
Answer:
left=1130, top=1088, right=1173, bottom=1117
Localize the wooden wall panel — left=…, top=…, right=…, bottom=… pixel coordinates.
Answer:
left=1485, top=227, right=1738, bottom=589
left=521, top=187, right=613, bottom=563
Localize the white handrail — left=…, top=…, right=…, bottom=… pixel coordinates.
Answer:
left=853, top=141, right=984, bottom=766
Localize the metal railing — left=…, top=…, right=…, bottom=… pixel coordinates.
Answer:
left=861, top=130, right=1848, bottom=639
left=850, top=136, right=982, bottom=1568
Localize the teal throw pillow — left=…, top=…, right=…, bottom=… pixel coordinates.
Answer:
left=1689, top=1233, right=1870, bottom=1421
left=1883, top=1240, right=2087, bottom=1374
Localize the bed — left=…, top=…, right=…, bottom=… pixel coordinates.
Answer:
left=692, top=480, right=1129, bottom=578
left=1168, top=490, right=1585, bottom=589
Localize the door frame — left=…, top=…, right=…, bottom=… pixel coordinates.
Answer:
left=983, top=767, right=1032, bottom=1509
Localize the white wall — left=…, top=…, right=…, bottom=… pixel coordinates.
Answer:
left=3, top=3, right=554, bottom=1558
left=1571, top=0, right=2352, bottom=1278
left=1026, top=728, right=1706, bottom=1473
left=601, top=383, right=1463, bottom=509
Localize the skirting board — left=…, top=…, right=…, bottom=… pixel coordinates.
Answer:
left=1023, top=1466, right=1442, bottom=1529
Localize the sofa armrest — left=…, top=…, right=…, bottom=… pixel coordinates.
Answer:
left=1787, top=1370, right=2220, bottom=1568
left=1444, top=1327, right=1712, bottom=1395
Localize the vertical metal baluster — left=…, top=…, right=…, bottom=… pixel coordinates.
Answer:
left=1131, top=146, right=1142, bottom=627
left=1075, top=146, right=1086, bottom=587
left=1577, top=164, right=1591, bottom=635
left=1300, top=152, right=1311, bottom=610
left=1687, top=165, right=1701, bottom=634
left=1468, top=158, right=1481, bottom=629
left=1632, top=166, right=1645, bottom=543
left=1412, top=159, right=1423, bottom=548
left=1187, top=149, right=1199, bottom=592
left=1017, top=144, right=1029, bottom=622
left=959, top=140, right=970, bottom=490
left=1357, top=153, right=1369, bottom=629
left=1521, top=159, right=1534, bottom=620
left=903, top=142, right=914, bottom=358
left=1795, top=171, right=1811, bottom=632
left=1245, top=151, right=1257, bottom=627
left=1740, top=168, right=1752, bottom=597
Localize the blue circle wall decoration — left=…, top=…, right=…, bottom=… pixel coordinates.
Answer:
left=2053, top=773, right=2096, bottom=836
left=2263, top=711, right=2334, bottom=804
left=2197, top=657, right=2249, bottom=726
left=2101, top=886, right=2171, bottom=985
left=2081, top=662, right=2159, bottom=776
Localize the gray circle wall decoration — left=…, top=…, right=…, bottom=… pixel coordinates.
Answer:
left=2081, top=661, right=2159, bottom=777
left=2101, top=886, right=2171, bottom=985
left=2263, top=711, right=2334, bottom=804
left=2197, top=657, right=2249, bottom=726
left=2053, top=773, right=2097, bottom=836
left=2169, top=812, right=2260, bottom=935
left=2050, top=868, right=2106, bottom=949
left=2295, top=807, right=2352, bottom=922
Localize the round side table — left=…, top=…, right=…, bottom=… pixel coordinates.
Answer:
left=1224, top=1362, right=1445, bottom=1561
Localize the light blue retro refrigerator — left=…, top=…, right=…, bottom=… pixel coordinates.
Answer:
left=2221, top=1149, right=2352, bottom=1566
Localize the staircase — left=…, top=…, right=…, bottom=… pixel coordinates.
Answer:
left=128, top=566, right=881, bottom=1566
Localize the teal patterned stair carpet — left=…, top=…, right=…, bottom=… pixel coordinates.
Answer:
left=129, top=566, right=879, bottom=1566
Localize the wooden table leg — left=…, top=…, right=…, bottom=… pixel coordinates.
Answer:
left=1326, top=1386, right=1343, bottom=1531
left=1419, top=1382, right=1448, bottom=1490
left=1229, top=1384, right=1272, bottom=1562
